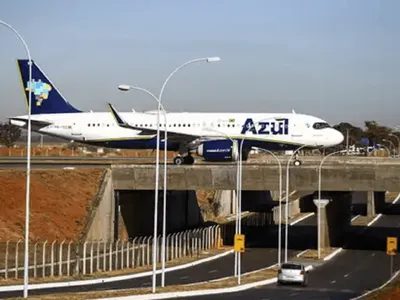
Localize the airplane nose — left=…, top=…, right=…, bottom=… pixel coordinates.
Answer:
left=334, top=130, right=345, bottom=145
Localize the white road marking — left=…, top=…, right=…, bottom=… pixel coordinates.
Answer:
left=290, top=212, right=315, bottom=226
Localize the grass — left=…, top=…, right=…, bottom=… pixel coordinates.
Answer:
left=362, top=275, right=400, bottom=300
left=294, top=248, right=337, bottom=261
left=282, top=212, right=312, bottom=224
left=351, top=216, right=376, bottom=226
left=8, top=267, right=277, bottom=299
left=0, top=248, right=230, bottom=286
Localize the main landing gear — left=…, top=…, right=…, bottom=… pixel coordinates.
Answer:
left=173, top=155, right=195, bottom=165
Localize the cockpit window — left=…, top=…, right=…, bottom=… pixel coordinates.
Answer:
left=313, top=122, right=331, bottom=130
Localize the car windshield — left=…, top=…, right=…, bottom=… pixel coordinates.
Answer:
left=313, top=122, right=331, bottom=130
left=281, top=263, right=302, bottom=270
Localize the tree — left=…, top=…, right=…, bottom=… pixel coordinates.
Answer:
left=333, top=122, right=364, bottom=147
left=363, top=120, right=392, bottom=146
left=0, top=122, right=22, bottom=148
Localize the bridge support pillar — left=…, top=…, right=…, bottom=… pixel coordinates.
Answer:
left=315, top=192, right=352, bottom=248
left=314, top=199, right=330, bottom=250
left=367, top=191, right=376, bottom=217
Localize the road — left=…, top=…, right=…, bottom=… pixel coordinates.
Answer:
left=175, top=214, right=400, bottom=300
left=0, top=248, right=300, bottom=298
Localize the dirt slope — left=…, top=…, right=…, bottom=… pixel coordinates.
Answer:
left=0, top=168, right=105, bottom=241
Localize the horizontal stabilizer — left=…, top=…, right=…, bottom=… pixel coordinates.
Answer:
left=8, top=117, right=53, bottom=128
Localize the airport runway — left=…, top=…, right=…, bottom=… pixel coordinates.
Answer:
left=0, top=248, right=300, bottom=298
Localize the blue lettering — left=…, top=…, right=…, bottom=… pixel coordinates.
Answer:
left=241, top=118, right=257, bottom=134
left=241, top=118, right=289, bottom=135
left=258, top=122, right=268, bottom=134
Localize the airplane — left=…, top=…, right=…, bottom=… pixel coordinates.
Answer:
left=8, top=59, right=344, bottom=166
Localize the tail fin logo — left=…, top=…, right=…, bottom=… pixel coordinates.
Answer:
left=25, top=79, right=52, bottom=106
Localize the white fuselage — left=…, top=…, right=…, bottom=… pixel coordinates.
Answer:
left=10, top=111, right=344, bottom=150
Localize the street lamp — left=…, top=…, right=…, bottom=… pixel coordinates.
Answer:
left=118, top=56, right=220, bottom=291
left=236, top=117, right=279, bottom=283
left=389, top=134, right=400, bottom=155
left=118, top=84, right=166, bottom=293
left=383, top=139, right=395, bottom=155
left=284, top=144, right=308, bottom=262
left=317, top=149, right=347, bottom=259
left=253, top=147, right=282, bottom=265
left=202, top=128, right=240, bottom=277
left=1, top=20, right=32, bottom=299
left=381, top=144, right=391, bottom=157
left=156, top=56, right=220, bottom=288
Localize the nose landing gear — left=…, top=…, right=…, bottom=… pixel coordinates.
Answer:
left=293, top=159, right=302, bottom=166
left=173, top=155, right=195, bottom=165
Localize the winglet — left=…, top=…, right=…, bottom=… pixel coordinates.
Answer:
left=292, top=109, right=296, bottom=114
left=107, top=103, right=129, bottom=128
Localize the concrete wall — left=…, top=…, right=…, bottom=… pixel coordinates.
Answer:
left=213, top=190, right=236, bottom=216
left=112, top=161, right=400, bottom=191
left=325, top=192, right=352, bottom=247
left=118, top=190, right=203, bottom=238
left=84, top=169, right=115, bottom=242
left=272, top=198, right=301, bottom=223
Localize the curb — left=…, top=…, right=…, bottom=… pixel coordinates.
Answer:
left=95, top=278, right=277, bottom=300
left=96, top=266, right=315, bottom=300
left=323, top=248, right=343, bottom=261
left=0, top=250, right=234, bottom=292
left=350, top=269, right=400, bottom=300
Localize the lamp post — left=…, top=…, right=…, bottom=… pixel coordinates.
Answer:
left=157, top=55, right=220, bottom=287
left=389, top=134, right=400, bottom=155
left=254, top=147, right=282, bottom=265
left=380, top=144, right=391, bottom=157
left=202, top=128, right=240, bottom=277
left=317, top=149, right=347, bottom=259
left=284, top=144, right=308, bottom=262
left=1, top=20, right=32, bottom=299
left=383, top=139, right=395, bottom=155
left=118, top=85, right=165, bottom=293
left=236, top=117, right=279, bottom=283
left=118, top=56, right=220, bottom=291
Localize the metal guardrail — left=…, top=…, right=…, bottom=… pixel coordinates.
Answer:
left=0, top=225, right=221, bottom=280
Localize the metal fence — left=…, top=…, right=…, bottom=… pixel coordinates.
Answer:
left=0, top=225, right=221, bottom=280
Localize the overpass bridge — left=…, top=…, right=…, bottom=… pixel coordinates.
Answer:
left=85, top=157, right=400, bottom=252
left=109, top=158, right=400, bottom=250
left=111, top=158, right=400, bottom=191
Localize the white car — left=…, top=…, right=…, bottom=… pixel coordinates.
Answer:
left=277, top=262, right=308, bottom=286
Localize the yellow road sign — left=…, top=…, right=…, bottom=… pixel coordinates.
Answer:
left=234, top=234, right=245, bottom=253
left=387, top=237, right=397, bottom=255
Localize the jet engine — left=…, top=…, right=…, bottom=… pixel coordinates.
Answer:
left=196, top=140, right=239, bottom=162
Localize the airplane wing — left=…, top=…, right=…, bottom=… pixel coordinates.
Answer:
left=107, top=103, right=199, bottom=143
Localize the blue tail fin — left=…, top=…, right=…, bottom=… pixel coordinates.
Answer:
left=17, top=59, right=82, bottom=114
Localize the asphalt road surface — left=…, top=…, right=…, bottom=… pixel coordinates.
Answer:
left=0, top=248, right=300, bottom=298
left=177, top=213, right=400, bottom=300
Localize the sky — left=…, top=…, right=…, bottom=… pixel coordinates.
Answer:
left=0, top=0, right=399, bottom=128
